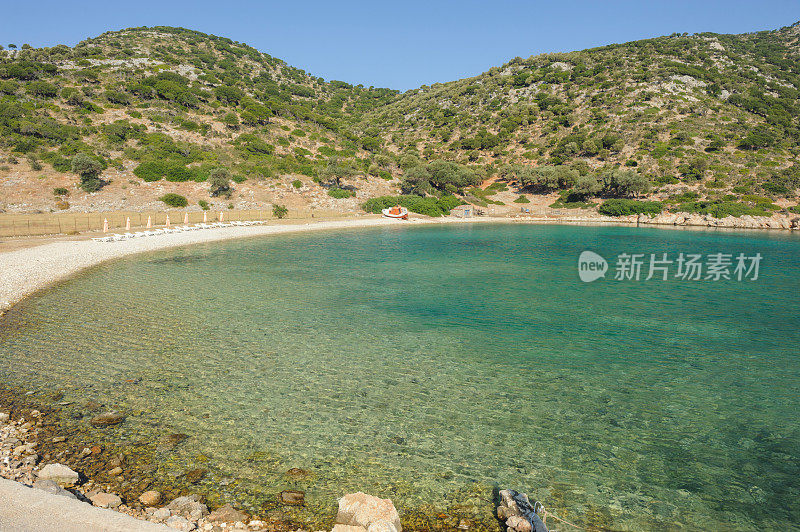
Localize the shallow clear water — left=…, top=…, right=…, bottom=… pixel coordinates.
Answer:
left=1, top=224, right=799, bottom=530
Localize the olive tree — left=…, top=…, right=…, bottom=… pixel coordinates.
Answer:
left=72, top=153, right=103, bottom=192
left=603, top=169, right=650, bottom=197
left=573, top=174, right=602, bottom=198
left=321, top=158, right=358, bottom=189
left=208, top=167, right=232, bottom=197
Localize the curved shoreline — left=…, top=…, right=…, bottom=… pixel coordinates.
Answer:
left=0, top=216, right=418, bottom=313
left=2, top=213, right=798, bottom=314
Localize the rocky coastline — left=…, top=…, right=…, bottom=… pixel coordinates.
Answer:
left=633, top=211, right=800, bottom=230
left=0, top=387, right=483, bottom=532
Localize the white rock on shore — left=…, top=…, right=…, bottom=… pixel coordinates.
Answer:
left=334, top=492, right=402, bottom=532
left=37, top=463, right=80, bottom=487
left=91, top=491, right=123, bottom=508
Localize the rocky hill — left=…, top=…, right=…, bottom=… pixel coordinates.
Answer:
left=1, top=23, right=799, bottom=218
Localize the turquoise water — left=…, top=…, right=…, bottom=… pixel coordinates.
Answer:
left=1, top=223, right=799, bottom=530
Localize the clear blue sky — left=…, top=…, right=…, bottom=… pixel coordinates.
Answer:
left=1, top=1, right=798, bottom=91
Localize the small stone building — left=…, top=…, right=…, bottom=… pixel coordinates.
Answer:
left=450, top=205, right=474, bottom=218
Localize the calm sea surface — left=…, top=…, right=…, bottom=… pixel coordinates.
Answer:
left=1, top=223, right=799, bottom=530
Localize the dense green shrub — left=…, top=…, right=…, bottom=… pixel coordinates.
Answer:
left=53, top=187, right=69, bottom=196
left=104, top=90, right=130, bottom=105
left=513, top=195, right=530, bottom=203
left=27, top=80, right=58, bottom=97
left=362, top=195, right=464, bottom=217
left=214, top=85, right=243, bottom=105
left=598, top=199, right=663, bottom=216
left=159, top=193, right=188, bottom=207
left=133, top=160, right=193, bottom=182
left=673, top=200, right=775, bottom=218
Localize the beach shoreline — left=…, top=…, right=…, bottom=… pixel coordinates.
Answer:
left=2, top=212, right=798, bottom=314
left=0, top=216, right=413, bottom=313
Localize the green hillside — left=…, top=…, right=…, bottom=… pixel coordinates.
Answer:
left=1, top=23, right=799, bottom=216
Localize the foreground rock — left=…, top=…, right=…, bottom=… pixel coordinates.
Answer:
left=4, top=410, right=408, bottom=532
left=497, top=489, right=542, bottom=532
left=37, top=463, right=80, bottom=487
left=90, top=491, right=123, bottom=508
left=165, top=515, right=193, bottom=531
left=33, top=478, right=78, bottom=500
left=207, top=503, right=248, bottom=524
left=334, top=492, right=402, bottom=532
left=167, top=494, right=209, bottom=521
left=139, top=490, right=163, bottom=506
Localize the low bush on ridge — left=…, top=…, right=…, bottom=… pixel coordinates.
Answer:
left=672, top=200, right=779, bottom=218
left=159, top=193, right=188, bottom=207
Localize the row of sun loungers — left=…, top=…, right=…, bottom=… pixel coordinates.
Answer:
left=91, top=220, right=265, bottom=242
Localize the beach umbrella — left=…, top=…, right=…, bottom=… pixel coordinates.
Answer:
left=165, top=215, right=170, bottom=228
left=103, top=218, right=108, bottom=233
left=125, top=217, right=130, bottom=231
left=147, top=216, right=152, bottom=229
left=184, top=212, right=189, bottom=224
left=219, top=212, right=224, bottom=222
left=203, top=211, right=207, bottom=223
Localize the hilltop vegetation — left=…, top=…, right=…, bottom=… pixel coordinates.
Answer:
left=1, top=23, right=799, bottom=217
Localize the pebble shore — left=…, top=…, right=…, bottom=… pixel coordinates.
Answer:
left=1, top=407, right=405, bottom=532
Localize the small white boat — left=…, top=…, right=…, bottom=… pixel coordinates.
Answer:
left=382, top=205, right=409, bottom=220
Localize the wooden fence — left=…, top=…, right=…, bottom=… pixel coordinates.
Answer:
left=0, top=208, right=350, bottom=238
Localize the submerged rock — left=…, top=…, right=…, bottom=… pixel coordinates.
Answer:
left=335, top=492, right=401, bottom=532
left=184, top=468, right=206, bottom=484
left=280, top=490, right=305, bottom=505
left=286, top=467, right=311, bottom=480
left=91, top=411, right=125, bottom=427
left=139, top=490, right=163, bottom=506
left=168, top=433, right=189, bottom=444
left=37, top=463, right=80, bottom=487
